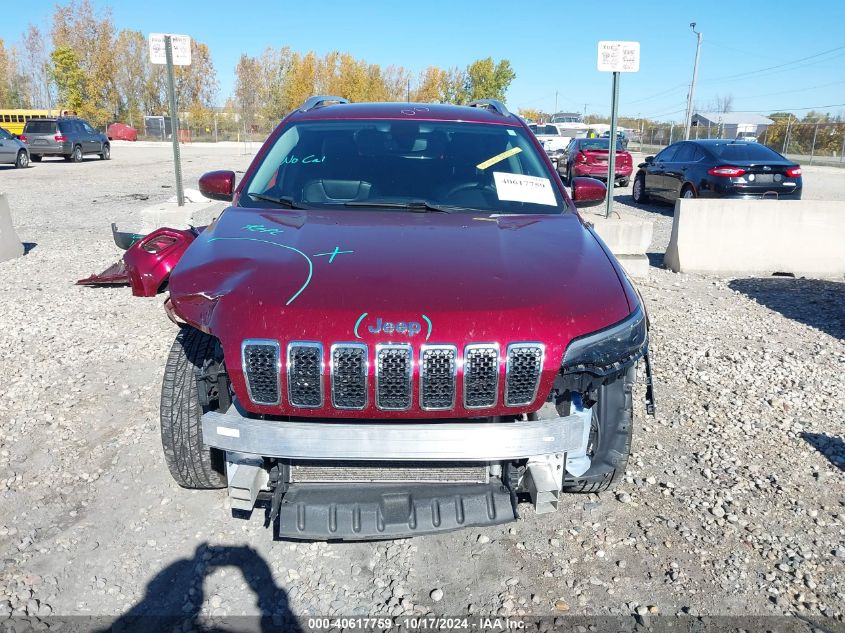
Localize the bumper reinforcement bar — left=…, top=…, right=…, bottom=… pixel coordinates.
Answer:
left=201, top=406, right=592, bottom=461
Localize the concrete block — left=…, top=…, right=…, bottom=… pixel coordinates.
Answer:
left=139, top=188, right=219, bottom=232
left=0, top=193, right=24, bottom=263
left=615, top=254, right=651, bottom=279
left=665, top=199, right=845, bottom=276
left=589, top=216, right=654, bottom=255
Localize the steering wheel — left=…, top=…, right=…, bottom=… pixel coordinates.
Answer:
left=444, top=182, right=497, bottom=199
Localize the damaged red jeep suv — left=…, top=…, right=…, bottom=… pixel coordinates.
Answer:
left=103, top=98, right=655, bottom=539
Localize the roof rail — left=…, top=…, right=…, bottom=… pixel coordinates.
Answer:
left=467, top=99, right=511, bottom=117
left=300, top=96, right=350, bottom=112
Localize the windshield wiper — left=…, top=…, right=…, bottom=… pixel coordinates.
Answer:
left=246, top=192, right=307, bottom=209
left=344, top=200, right=458, bottom=213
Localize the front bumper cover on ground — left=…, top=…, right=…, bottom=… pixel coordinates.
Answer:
left=276, top=481, right=515, bottom=540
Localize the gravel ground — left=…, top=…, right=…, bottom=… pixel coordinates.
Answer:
left=0, top=144, right=843, bottom=628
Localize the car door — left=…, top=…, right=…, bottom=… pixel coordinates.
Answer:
left=562, top=139, right=576, bottom=174
left=645, top=144, right=678, bottom=200
left=81, top=121, right=100, bottom=153
left=663, top=142, right=696, bottom=200
left=0, top=127, right=15, bottom=163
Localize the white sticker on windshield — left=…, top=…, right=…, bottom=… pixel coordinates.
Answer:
left=493, top=172, right=557, bottom=206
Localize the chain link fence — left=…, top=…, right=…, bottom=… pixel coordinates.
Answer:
left=633, top=121, right=845, bottom=167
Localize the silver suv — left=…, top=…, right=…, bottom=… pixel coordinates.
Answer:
left=21, top=117, right=111, bottom=163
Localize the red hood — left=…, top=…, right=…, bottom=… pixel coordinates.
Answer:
left=169, top=206, right=632, bottom=418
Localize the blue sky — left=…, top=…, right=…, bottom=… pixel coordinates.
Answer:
left=3, top=0, right=845, bottom=121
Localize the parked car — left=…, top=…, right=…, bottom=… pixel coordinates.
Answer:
left=0, top=126, right=30, bottom=168
left=559, top=137, right=634, bottom=187
left=735, top=133, right=758, bottom=143
left=107, top=122, right=138, bottom=142
left=533, top=123, right=590, bottom=167
left=632, top=139, right=802, bottom=204
left=600, top=130, right=629, bottom=150
left=20, top=116, right=110, bottom=162
left=82, top=97, right=655, bottom=540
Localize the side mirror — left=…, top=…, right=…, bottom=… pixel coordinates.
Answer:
left=571, top=177, right=606, bottom=208
left=644, top=156, right=654, bottom=164
left=199, top=170, right=236, bottom=202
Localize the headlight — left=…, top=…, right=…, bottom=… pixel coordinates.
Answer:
left=562, top=306, right=647, bottom=376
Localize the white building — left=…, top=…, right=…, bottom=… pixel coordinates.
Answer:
left=691, top=112, right=773, bottom=139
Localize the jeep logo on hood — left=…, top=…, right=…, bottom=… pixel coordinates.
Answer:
left=354, top=313, right=432, bottom=340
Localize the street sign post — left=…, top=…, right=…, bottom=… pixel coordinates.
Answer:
left=150, top=33, right=191, bottom=207
left=597, top=41, right=640, bottom=218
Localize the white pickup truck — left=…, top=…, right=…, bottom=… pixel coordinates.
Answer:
left=531, top=123, right=590, bottom=166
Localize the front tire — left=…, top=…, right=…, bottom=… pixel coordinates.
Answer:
left=15, top=150, right=29, bottom=169
left=632, top=173, right=649, bottom=203
left=561, top=365, right=635, bottom=493
left=160, top=326, right=227, bottom=489
left=100, top=143, right=110, bottom=160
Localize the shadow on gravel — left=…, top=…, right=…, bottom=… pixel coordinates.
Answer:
left=103, top=543, right=302, bottom=633
left=801, top=432, right=845, bottom=472
left=727, top=278, right=845, bottom=340
left=615, top=193, right=674, bottom=216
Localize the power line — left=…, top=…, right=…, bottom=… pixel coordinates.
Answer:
left=730, top=80, right=845, bottom=102
left=700, top=44, right=845, bottom=83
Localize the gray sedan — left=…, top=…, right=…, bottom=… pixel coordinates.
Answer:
left=0, top=126, right=29, bottom=168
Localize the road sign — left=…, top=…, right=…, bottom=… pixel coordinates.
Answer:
left=149, top=33, right=191, bottom=66
left=597, top=41, right=640, bottom=73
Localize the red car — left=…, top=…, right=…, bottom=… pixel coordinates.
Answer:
left=107, top=122, right=138, bottom=141
left=559, top=137, right=634, bottom=187
left=87, top=97, right=654, bottom=540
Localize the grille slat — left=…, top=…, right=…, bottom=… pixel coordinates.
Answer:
left=505, top=344, right=544, bottom=406
left=331, top=344, right=368, bottom=410
left=375, top=344, right=412, bottom=410
left=287, top=343, right=323, bottom=408
left=464, top=345, right=499, bottom=408
left=420, top=345, right=457, bottom=410
left=242, top=340, right=280, bottom=405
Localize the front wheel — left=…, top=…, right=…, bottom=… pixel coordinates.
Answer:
left=160, top=326, right=228, bottom=489
left=15, top=150, right=29, bottom=169
left=561, top=365, right=635, bottom=493
left=632, top=173, right=649, bottom=203
left=618, top=177, right=630, bottom=187
left=100, top=143, right=110, bottom=160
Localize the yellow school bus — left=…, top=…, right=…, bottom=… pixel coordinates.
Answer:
left=0, top=110, right=53, bottom=136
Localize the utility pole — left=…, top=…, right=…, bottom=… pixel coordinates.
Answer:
left=554, top=91, right=558, bottom=114
left=683, top=22, right=703, bottom=140
left=783, top=115, right=792, bottom=153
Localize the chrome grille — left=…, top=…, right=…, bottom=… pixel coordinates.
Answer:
left=331, top=344, right=368, bottom=410
left=464, top=344, right=499, bottom=408
left=287, top=343, right=323, bottom=408
left=242, top=340, right=280, bottom=405
left=505, top=343, right=544, bottom=406
left=420, top=345, right=457, bottom=410
left=375, top=344, right=412, bottom=410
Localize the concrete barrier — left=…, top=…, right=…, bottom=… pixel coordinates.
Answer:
left=588, top=215, right=654, bottom=278
left=139, top=188, right=220, bottom=232
left=664, top=199, right=845, bottom=276
left=0, top=193, right=24, bottom=263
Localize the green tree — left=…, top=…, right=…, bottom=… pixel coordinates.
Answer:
left=464, top=57, right=515, bottom=102
left=49, top=46, right=85, bottom=112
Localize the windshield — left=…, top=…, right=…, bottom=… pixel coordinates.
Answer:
left=242, top=119, right=565, bottom=214
left=580, top=139, right=624, bottom=151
